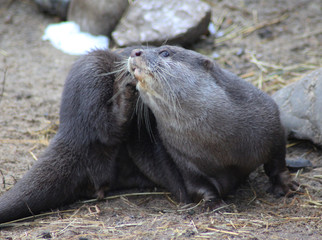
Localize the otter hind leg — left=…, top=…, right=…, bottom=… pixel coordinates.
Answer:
left=210, top=167, right=248, bottom=198
left=183, top=173, right=236, bottom=211
left=264, top=146, right=300, bottom=197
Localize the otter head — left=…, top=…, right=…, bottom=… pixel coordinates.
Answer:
left=128, top=45, right=216, bottom=119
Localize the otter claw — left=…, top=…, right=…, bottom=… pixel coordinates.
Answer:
left=267, top=179, right=302, bottom=198
left=201, top=198, right=225, bottom=212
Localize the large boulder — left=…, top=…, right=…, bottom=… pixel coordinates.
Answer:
left=67, top=0, right=129, bottom=36
left=273, top=68, right=322, bottom=146
left=112, top=0, right=211, bottom=47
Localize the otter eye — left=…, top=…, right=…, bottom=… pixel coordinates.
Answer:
left=159, top=50, right=170, bottom=57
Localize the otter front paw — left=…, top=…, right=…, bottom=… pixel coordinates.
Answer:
left=202, top=198, right=226, bottom=212
left=268, top=170, right=301, bottom=197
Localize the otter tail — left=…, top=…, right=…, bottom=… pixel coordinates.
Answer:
left=0, top=49, right=127, bottom=225
left=0, top=137, right=105, bottom=225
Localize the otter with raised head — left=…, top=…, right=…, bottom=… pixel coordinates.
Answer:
left=0, top=48, right=189, bottom=225
left=128, top=45, right=299, bottom=203
left=0, top=45, right=299, bottom=225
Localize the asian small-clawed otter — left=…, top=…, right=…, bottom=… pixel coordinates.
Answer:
left=0, top=45, right=298, bottom=225
left=128, top=45, right=299, bottom=203
left=0, top=47, right=189, bottom=224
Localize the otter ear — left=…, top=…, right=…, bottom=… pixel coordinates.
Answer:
left=202, top=58, right=214, bottom=71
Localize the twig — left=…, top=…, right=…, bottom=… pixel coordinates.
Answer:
left=0, top=138, right=49, bottom=145
left=204, top=227, right=240, bottom=236
left=177, top=200, right=205, bottom=212
left=0, top=49, right=8, bottom=56
left=0, top=209, right=77, bottom=228
left=29, top=151, right=38, bottom=161
left=229, top=220, right=237, bottom=230
left=247, top=184, right=257, bottom=205
left=214, top=10, right=228, bottom=33
left=223, top=3, right=252, bottom=15
left=257, top=71, right=263, bottom=89
left=242, top=14, right=289, bottom=36
left=215, top=26, right=247, bottom=44
left=201, top=203, right=233, bottom=216
left=307, top=201, right=322, bottom=207
left=295, top=29, right=322, bottom=40
left=165, top=193, right=178, bottom=206
left=0, top=67, right=7, bottom=104
left=82, top=191, right=171, bottom=203
left=239, top=71, right=255, bottom=79
left=215, top=13, right=289, bottom=44
left=250, top=54, right=268, bottom=72
left=191, top=219, right=199, bottom=234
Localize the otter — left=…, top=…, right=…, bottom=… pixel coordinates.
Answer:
left=0, top=45, right=299, bottom=225
left=0, top=47, right=189, bottom=225
left=128, top=45, right=299, bottom=203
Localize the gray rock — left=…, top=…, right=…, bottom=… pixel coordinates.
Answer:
left=112, top=0, right=211, bottom=47
left=34, top=0, right=70, bottom=19
left=67, top=0, right=129, bottom=36
left=286, top=158, right=313, bottom=171
left=273, top=68, right=322, bottom=146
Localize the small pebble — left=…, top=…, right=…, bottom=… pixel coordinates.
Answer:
left=257, top=28, right=273, bottom=39
left=39, top=232, right=52, bottom=239
left=286, top=158, right=313, bottom=172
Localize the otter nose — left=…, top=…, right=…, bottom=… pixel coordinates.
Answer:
left=131, top=49, right=143, bottom=57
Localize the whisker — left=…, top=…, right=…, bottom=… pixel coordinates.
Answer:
left=154, top=63, right=183, bottom=120
left=136, top=96, right=144, bottom=138
left=161, top=39, right=168, bottom=46
left=106, top=60, right=133, bottom=104
left=97, top=69, right=123, bottom=77
left=144, top=104, right=155, bottom=142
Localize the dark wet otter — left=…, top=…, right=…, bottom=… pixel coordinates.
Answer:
left=0, top=48, right=189, bottom=225
left=128, top=45, right=299, bottom=202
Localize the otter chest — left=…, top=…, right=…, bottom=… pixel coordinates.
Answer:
left=158, top=119, right=220, bottom=161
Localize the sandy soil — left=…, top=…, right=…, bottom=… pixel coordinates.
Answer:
left=0, top=0, right=321, bottom=239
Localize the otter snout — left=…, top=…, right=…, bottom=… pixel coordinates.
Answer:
left=130, top=49, right=144, bottom=58
left=128, top=49, right=144, bottom=73
left=128, top=49, right=150, bottom=88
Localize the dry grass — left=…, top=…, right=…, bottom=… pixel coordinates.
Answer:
left=207, top=5, right=321, bottom=94
left=214, top=13, right=289, bottom=45
left=1, top=183, right=321, bottom=239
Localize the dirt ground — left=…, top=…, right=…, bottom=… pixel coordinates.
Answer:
left=0, top=0, right=321, bottom=239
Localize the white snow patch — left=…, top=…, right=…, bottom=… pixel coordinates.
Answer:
left=42, top=21, right=109, bottom=55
